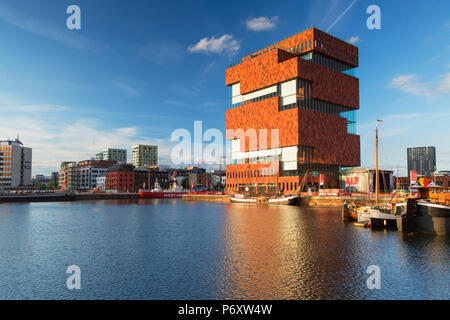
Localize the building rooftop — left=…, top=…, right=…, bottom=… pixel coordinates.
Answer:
left=0, top=138, right=24, bottom=146
left=229, top=27, right=358, bottom=69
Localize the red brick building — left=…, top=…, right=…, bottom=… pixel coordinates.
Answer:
left=105, top=164, right=134, bottom=192
left=225, top=28, right=360, bottom=194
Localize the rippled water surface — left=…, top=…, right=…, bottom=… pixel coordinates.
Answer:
left=0, top=200, right=449, bottom=299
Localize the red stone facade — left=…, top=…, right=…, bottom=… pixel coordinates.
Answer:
left=225, top=28, right=360, bottom=194
left=106, top=164, right=134, bottom=192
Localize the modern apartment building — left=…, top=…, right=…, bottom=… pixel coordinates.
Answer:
left=0, top=138, right=32, bottom=188
left=58, top=161, right=78, bottom=190
left=131, top=145, right=158, bottom=168
left=225, top=28, right=360, bottom=194
left=407, top=146, right=436, bottom=177
left=78, top=160, right=117, bottom=190
left=96, top=148, right=127, bottom=163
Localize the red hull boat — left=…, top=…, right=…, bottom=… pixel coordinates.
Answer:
left=139, top=190, right=186, bottom=199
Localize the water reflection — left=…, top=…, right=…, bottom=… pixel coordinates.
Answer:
left=0, top=201, right=448, bottom=299
left=217, top=205, right=449, bottom=299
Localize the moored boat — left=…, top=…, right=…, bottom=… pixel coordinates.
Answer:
left=342, top=202, right=372, bottom=223
left=230, top=193, right=300, bottom=205
left=369, top=208, right=398, bottom=230
left=416, top=201, right=450, bottom=217
left=139, top=190, right=186, bottom=199
left=413, top=185, right=450, bottom=234
left=139, top=174, right=186, bottom=199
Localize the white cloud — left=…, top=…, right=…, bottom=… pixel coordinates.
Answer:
left=246, top=16, right=278, bottom=31
left=390, top=73, right=450, bottom=97
left=0, top=115, right=176, bottom=175
left=347, top=36, right=360, bottom=44
left=187, top=34, right=240, bottom=56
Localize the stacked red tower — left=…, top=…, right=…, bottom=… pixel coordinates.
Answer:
left=225, top=28, right=360, bottom=194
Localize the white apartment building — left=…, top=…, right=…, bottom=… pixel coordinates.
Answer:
left=0, top=139, right=32, bottom=188
left=132, top=145, right=158, bottom=168
left=97, top=148, right=127, bottom=163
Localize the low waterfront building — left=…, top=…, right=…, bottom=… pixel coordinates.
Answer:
left=50, top=172, right=59, bottom=187
left=0, top=138, right=32, bottom=188
left=340, top=167, right=393, bottom=193
left=105, top=163, right=135, bottom=192
left=32, top=174, right=51, bottom=188
left=211, top=171, right=226, bottom=190
left=131, top=145, right=158, bottom=168
left=134, top=167, right=169, bottom=191
left=78, top=160, right=117, bottom=191
left=188, top=172, right=212, bottom=190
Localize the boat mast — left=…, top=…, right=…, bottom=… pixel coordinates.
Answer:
left=148, top=166, right=151, bottom=191
left=375, top=123, right=379, bottom=207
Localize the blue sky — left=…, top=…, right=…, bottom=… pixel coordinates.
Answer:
left=0, top=0, right=449, bottom=175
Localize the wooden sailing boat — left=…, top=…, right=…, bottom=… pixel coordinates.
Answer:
left=369, top=119, right=399, bottom=229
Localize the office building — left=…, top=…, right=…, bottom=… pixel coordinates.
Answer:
left=225, top=27, right=360, bottom=194
left=407, top=146, right=436, bottom=177
left=0, top=138, right=32, bottom=188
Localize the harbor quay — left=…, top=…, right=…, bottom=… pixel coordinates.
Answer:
left=0, top=191, right=394, bottom=206
left=0, top=192, right=140, bottom=203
